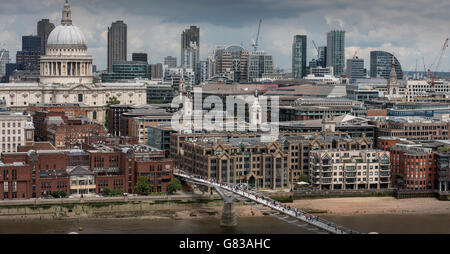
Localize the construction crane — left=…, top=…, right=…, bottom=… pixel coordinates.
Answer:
left=428, top=38, right=449, bottom=86
left=251, top=19, right=262, bottom=52
left=312, top=40, right=319, bottom=59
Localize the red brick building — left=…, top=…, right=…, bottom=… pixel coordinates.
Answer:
left=378, top=137, right=436, bottom=190
left=0, top=143, right=174, bottom=200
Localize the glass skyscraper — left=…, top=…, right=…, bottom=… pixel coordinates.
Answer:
left=292, top=35, right=307, bottom=79
left=326, top=30, right=345, bottom=77
left=370, top=51, right=403, bottom=80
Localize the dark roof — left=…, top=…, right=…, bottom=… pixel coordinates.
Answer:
left=69, top=166, right=94, bottom=176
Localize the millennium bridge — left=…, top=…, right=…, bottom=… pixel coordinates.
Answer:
left=175, top=171, right=365, bottom=234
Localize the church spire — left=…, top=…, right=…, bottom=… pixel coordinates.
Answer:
left=61, top=0, right=72, bottom=25
left=389, top=55, right=397, bottom=85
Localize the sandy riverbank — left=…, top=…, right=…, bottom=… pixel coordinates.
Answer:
left=291, top=197, right=450, bottom=216
left=111, top=197, right=450, bottom=220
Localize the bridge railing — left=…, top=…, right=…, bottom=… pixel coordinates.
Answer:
left=175, top=171, right=362, bottom=234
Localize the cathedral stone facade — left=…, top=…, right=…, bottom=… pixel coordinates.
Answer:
left=0, top=0, right=146, bottom=124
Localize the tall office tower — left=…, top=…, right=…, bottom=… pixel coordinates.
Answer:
left=164, top=56, right=177, bottom=68
left=181, top=26, right=200, bottom=82
left=37, top=19, right=55, bottom=54
left=318, top=46, right=327, bottom=68
left=0, top=46, right=10, bottom=79
left=247, top=51, right=274, bottom=82
left=107, top=20, right=127, bottom=72
left=151, top=63, right=164, bottom=79
left=16, top=35, right=41, bottom=71
left=326, top=30, right=345, bottom=77
left=370, top=51, right=403, bottom=80
left=214, top=46, right=232, bottom=74
left=132, top=53, right=148, bottom=63
left=346, top=57, right=365, bottom=81
left=292, top=35, right=307, bottom=79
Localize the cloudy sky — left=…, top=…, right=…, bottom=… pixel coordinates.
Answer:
left=1, top=0, right=449, bottom=72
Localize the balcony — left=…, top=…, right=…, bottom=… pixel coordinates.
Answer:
left=380, top=171, right=390, bottom=176
left=380, top=177, right=390, bottom=183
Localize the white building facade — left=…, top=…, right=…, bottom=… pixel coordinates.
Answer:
left=0, top=112, right=34, bottom=154
left=0, top=1, right=146, bottom=124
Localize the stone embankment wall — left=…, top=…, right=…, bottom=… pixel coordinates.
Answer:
left=0, top=196, right=224, bottom=220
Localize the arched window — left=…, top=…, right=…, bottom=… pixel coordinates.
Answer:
left=93, top=111, right=97, bottom=120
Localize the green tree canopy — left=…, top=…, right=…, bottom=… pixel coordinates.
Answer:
left=107, top=96, right=121, bottom=106
left=105, top=96, right=121, bottom=128
left=134, top=176, right=151, bottom=195
left=167, top=178, right=182, bottom=195
left=298, top=174, right=310, bottom=183
left=102, top=187, right=112, bottom=196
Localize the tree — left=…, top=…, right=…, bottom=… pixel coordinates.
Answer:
left=102, top=187, right=112, bottom=196
left=105, top=96, right=121, bottom=128
left=51, top=190, right=67, bottom=198
left=298, top=174, right=310, bottom=183
left=112, top=189, right=123, bottom=196
left=167, top=178, right=182, bottom=195
left=134, top=176, right=151, bottom=195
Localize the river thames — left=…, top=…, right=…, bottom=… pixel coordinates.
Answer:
left=0, top=214, right=450, bottom=234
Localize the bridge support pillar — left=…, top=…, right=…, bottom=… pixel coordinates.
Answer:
left=220, top=200, right=237, bottom=227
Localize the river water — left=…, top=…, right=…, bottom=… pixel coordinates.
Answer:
left=0, top=214, right=450, bottom=234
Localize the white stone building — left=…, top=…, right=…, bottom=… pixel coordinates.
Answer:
left=406, top=80, right=450, bottom=102
left=0, top=1, right=146, bottom=124
left=0, top=112, right=34, bottom=154
left=309, top=149, right=391, bottom=190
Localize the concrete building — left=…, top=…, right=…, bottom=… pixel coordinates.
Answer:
left=0, top=111, right=34, bottom=154
left=370, top=51, right=403, bottom=80
left=101, top=61, right=151, bottom=82
left=292, top=35, right=307, bottom=79
left=326, top=30, right=345, bottom=77
left=151, top=63, right=164, bottom=79
left=318, top=46, right=327, bottom=68
left=248, top=51, right=274, bottom=82
left=278, top=114, right=375, bottom=141
left=164, top=56, right=177, bottom=68
left=107, top=20, right=127, bottom=72
left=310, top=149, right=391, bottom=190
left=146, top=81, right=174, bottom=104
left=346, top=57, right=365, bottom=81
left=16, top=35, right=41, bottom=71
left=372, top=117, right=450, bottom=141
left=132, top=53, right=148, bottom=63
left=406, top=80, right=450, bottom=102
left=37, top=19, right=55, bottom=54
left=310, top=66, right=333, bottom=77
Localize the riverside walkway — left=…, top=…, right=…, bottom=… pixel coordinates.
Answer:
left=175, top=171, right=363, bottom=234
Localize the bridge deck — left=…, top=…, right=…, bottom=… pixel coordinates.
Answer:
left=175, top=172, right=362, bottom=234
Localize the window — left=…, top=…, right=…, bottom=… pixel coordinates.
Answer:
left=78, top=94, right=83, bottom=102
